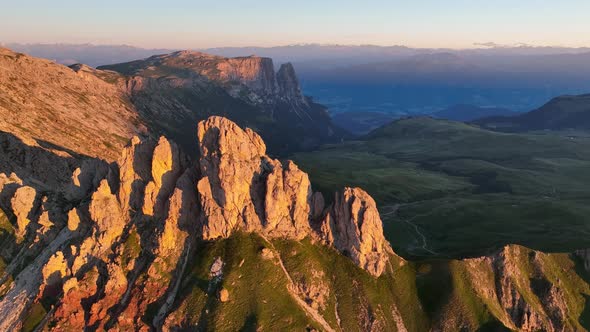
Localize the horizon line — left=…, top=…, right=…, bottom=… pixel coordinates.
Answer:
left=3, top=41, right=590, bottom=51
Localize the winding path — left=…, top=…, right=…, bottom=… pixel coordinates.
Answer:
left=380, top=204, right=438, bottom=255
left=259, top=235, right=336, bottom=332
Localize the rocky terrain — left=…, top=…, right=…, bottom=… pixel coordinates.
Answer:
left=0, top=47, right=345, bottom=165
left=99, top=51, right=347, bottom=155
left=0, top=116, right=589, bottom=331
left=0, top=47, right=145, bottom=160
left=2, top=46, right=590, bottom=332
left=0, top=116, right=393, bottom=331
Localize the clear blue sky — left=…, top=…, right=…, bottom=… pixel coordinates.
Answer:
left=1, top=0, right=589, bottom=48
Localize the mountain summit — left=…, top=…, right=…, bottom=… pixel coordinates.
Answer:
left=0, top=47, right=345, bottom=163
left=99, top=51, right=347, bottom=154
left=0, top=116, right=392, bottom=331
left=476, top=93, right=590, bottom=131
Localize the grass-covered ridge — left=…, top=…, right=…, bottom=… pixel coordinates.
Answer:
left=162, top=232, right=428, bottom=331
left=292, top=117, right=590, bottom=258
left=160, top=233, right=590, bottom=331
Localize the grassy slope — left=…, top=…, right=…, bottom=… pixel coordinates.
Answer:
left=6, top=221, right=589, bottom=331
left=165, top=233, right=590, bottom=331
left=167, top=233, right=322, bottom=331
left=292, top=117, right=590, bottom=258
left=165, top=232, right=430, bottom=331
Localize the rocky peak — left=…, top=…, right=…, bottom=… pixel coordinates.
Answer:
left=318, top=188, right=391, bottom=276
left=277, top=62, right=307, bottom=104
left=0, top=116, right=389, bottom=330
left=222, top=56, right=278, bottom=96
left=196, top=116, right=312, bottom=240
left=101, top=50, right=308, bottom=106
left=195, top=116, right=390, bottom=274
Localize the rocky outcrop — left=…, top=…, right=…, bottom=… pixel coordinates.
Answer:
left=196, top=116, right=267, bottom=239
left=222, top=56, right=278, bottom=97
left=318, top=188, right=391, bottom=277
left=196, top=116, right=316, bottom=241
left=0, top=47, right=144, bottom=161
left=10, top=186, right=38, bottom=240
left=0, top=116, right=390, bottom=330
left=2, top=115, right=590, bottom=331
left=277, top=62, right=307, bottom=105
left=195, top=116, right=388, bottom=275
left=98, top=50, right=346, bottom=155
left=143, top=136, right=184, bottom=217
left=465, top=245, right=580, bottom=332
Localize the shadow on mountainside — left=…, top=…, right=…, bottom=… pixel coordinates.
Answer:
left=0, top=132, right=103, bottom=329
left=0, top=131, right=86, bottom=190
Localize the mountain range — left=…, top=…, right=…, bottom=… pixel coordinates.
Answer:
left=1, top=114, right=590, bottom=331
left=6, top=43, right=590, bottom=115
left=98, top=50, right=346, bottom=155
left=2, top=47, right=590, bottom=331
left=0, top=47, right=345, bottom=159
left=476, top=94, right=590, bottom=132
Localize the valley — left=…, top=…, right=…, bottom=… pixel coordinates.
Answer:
left=293, top=117, right=590, bottom=258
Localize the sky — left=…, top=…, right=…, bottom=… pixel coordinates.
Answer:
left=1, top=0, right=590, bottom=49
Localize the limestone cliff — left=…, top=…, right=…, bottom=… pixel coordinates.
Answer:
left=1, top=117, right=589, bottom=331
left=277, top=62, right=307, bottom=105
left=99, top=50, right=346, bottom=155
left=318, top=188, right=391, bottom=277
left=0, top=116, right=388, bottom=331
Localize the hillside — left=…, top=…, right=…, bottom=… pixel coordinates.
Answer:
left=99, top=51, right=347, bottom=155
left=293, top=117, right=590, bottom=258
left=0, top=117, right=589, bottom=331
left=477, top=94, right=590, bottom=131
left=0, top=47, right=346, bottom=162
left=331, top=111, right=398, bottom=135
left=433, top=104, right=516, bottom=122
left=0, top=47, right=145, bottom=160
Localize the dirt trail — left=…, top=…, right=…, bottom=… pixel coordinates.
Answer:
left=381, top=204, right=438, bottom=255
left=260, top=235, right=336, bottom=332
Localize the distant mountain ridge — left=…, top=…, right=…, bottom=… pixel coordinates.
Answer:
left=433, top=104, right=516, bottom=122
left=6, top=42, right=590, bottom=67
left=98, top=50, right=346, bottom=154
left=476, top=93, right=590, bottom=131
left=6, top=43, right=590, bottom=116
left=0, top=46, right=344, bottom=160
left=3, top=43, right=174, bottom=67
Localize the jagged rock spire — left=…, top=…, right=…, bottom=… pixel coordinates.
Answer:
left=0, top=116, right=392, bottom=331
left=195, top=116, right=391, bottom=277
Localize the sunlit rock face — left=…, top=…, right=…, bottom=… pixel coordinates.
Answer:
left=318, top=187, right=391, bottom=277
left=0, top=116, right=392, bottom=331
left=195, top=116, right=391, bottom=274
left=196, top=116, right=316, bottom=241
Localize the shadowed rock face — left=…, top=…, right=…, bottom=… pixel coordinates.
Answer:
left=0, top=116, right=389, bottom=331
left=277, top=63, right=307, bottom=104
left=319, top=187, right=391, bottom=277
left=99, top=50, right=348, bottom=155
